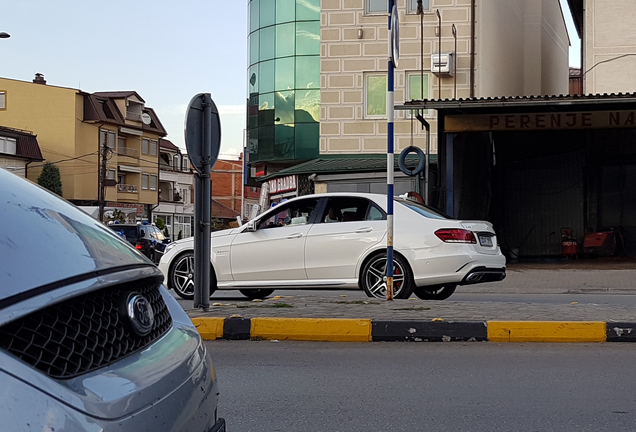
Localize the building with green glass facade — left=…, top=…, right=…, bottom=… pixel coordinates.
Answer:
left=247, top=0, right=320, bottom=167
left=247, top=0, right=570, bottom=212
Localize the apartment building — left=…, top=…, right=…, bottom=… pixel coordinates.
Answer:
left=0, top=75, right=166, bottom=221
left=153, top=138, right=195, bottom=240
left=567, top=1, right=636, bottom=95
left=246, top=0, right=569, bottom=201
left=0, top=126, right=43, bottom=178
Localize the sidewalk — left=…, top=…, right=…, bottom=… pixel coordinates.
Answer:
left=184, top=260, right=636, bottom=343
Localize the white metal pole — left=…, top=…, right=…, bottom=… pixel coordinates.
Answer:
left=386, top=0, right=396, bottom=301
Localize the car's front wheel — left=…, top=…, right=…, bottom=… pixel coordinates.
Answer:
left=413, top=284, right=457, bottom=300
left=239, top=289, right=275, bottom=300
left=169, top=251, right=216, bottom=300
left=360, top=253, right=413, bottom=299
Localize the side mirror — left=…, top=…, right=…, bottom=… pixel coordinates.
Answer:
left=244, top=221, right=256, bottom=232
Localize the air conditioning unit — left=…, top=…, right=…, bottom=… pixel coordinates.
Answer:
left=431, top=52, right=454, bottom=76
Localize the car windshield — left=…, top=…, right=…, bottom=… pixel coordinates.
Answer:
left=396, top=197, right=449, bottom=220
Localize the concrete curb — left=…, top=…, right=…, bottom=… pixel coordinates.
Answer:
left=191, top=317, right=636, bottom=343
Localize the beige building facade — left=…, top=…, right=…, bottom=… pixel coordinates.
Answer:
left=579, top=1, right=636, bottom=95
left=0, top=75, right=166, bottom=220
left=320, top=0, right=570, bottom=156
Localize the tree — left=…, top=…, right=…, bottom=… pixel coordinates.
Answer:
left=155, top=217, right=166, bottom=231
left=37, top=162, right=63, bottom=196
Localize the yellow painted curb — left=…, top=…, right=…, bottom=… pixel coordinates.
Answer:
left=191, top=317, right=225, bottom=340
left=488, top=321, right=606, bottom=343
left=251, top=318, right=372, bottom=342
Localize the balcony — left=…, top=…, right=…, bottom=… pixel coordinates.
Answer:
left=126, top=112, right=141, bottom=122
left=118, top=146, right=138, bottom=157
left=117, top=184, right=138, bottom=193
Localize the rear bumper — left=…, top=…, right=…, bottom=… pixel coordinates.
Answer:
left=460, top=266, right=506, bottom=285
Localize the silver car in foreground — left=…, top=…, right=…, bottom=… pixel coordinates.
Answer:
left=0, top=168, right=225, bottom=432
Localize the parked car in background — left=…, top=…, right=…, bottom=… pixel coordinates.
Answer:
left=0, top=168, right=225, bottom=432
left=108, top=222, right=170, bottom=264
left=159, top=192, right=506, bottom=301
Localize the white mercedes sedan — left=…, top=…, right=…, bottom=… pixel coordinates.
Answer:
left=158, top=193, right=506, bottom=301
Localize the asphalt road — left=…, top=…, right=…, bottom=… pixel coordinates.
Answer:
left=209, top=341, right=636, bottom=432
left=175, top=289, right=636, bottom=307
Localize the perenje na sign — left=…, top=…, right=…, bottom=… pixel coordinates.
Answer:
left=445, top=110, right=636, bottom=132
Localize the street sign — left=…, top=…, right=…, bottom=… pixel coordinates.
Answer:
left=185, top=93, right=221, bottom=174
left=184, top=93, right=221, bottom=311
left=390, top=4, right=399, bottom=68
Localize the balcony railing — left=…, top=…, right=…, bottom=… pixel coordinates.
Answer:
left=118, top=147, right=138, bottom=157
left=126, top=112, right=141, bottom=121
left=117, top=184, right=138, bottom=193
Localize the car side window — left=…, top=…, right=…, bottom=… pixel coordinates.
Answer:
left=257, top=199, right=318, bottom=229
left=366, top=204, right=386, bottom=221
left=321, top=197, right=377, bottom=223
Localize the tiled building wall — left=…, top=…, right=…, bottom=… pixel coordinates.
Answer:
left=320, top=0, right=474, bottom=155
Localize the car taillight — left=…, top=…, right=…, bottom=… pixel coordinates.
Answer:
left=135, top=243, right=143, bottom=250
left=435, top=229, right=477, bottom=243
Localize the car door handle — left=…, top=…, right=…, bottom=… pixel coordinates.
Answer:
left=355, top=227, right=373, bottom=233
left=287, top=233, right=303, bottom=239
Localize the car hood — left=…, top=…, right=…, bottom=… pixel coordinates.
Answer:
left=0, top=169, right=151, bottom=301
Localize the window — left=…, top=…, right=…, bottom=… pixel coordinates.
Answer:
left=107, top=131, right=116, bottom=149
left=321, top=197, right=385, bottom=223
left=174, top=215, right=192, bottom=239
left=406, top=0, right=430, bottom=14
left=142, top=174, right=149, bottom=190
left=142, top=138, right=149, bottom=155
left=397, top=197, right=449, bottom=220
left=365, top=74, right=387, bottom=117
left=179, top=184, right=191, bottom=204
left=118, top=137, right=126, bottom=153
left=182, top=156, right=190, bottom=171
left=150, top=140, right=157, bottom=156
left=257, top=198, right=318, bottom=229
left=407, top=72, right=430, bottom=116
left=107, top=169, right=116, bottom=180
left=100, top=130, right=116, bottom=149
left=0, top=136, right=17, bottom=155
left=366, top=0, right=387, bottom=15
left=150, top=175, right=157, bottom=190
left=0, top=91, right=5, bottom=109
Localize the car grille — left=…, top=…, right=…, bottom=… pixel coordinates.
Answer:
left=0, top=279, right=172, bottom=379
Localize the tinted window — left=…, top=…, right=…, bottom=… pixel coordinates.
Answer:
left=396, top=198, right=449, bottom=220
left=258, top=198, right=319, bottom=229
left=321, top=197, right=382, bottom=223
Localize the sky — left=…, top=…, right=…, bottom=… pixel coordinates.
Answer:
left=2, top=1, right=579, bottom=159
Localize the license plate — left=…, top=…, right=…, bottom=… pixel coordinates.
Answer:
left=479, top=235, right=493, bottom=247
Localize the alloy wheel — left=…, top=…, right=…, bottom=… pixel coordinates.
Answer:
left=361, top=254, right=413, bottom=299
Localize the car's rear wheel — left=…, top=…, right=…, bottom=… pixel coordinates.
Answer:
left=413, top=284, right=457, bottom=300
left=170, top=251, right=216, bottom=300
left=361, top=253, right=413, bottom=299
left=239, top=289, right=275, bottom=300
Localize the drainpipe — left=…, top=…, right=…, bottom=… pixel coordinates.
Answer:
left=470, top=0, right=475, bottom=97
left=25, top=160, right=32, bottom=179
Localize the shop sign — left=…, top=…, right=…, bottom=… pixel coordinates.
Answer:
left=445, top=110, right=636, bottom=132
left=106, top=202, right=145, bottom=216
left=268, top=175, right=297, bottom=194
